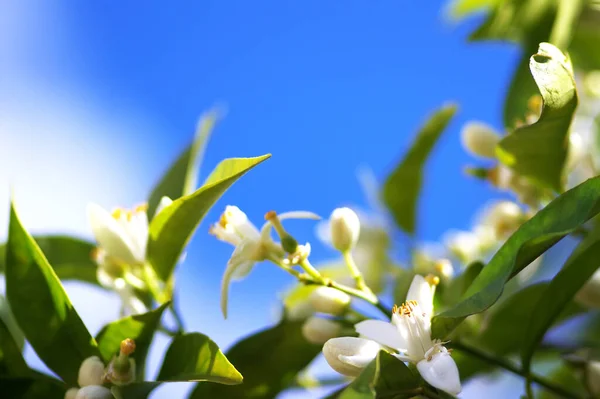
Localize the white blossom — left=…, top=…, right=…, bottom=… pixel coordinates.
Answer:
left=209, top=206, right=319, bottom=318
left=302, top=317, right=341, bottom=344
left=329, top=207, right=361, bottom=253
left=75, top=385, right=113, bottom=399
left=461, top=121, right=502, bottom=159
left=309, top=286, right=351, bottom=315
left=77, top=356, right=105, bottom=387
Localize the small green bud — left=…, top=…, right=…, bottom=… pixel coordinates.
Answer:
left=281, top=235, right=299, bottom=253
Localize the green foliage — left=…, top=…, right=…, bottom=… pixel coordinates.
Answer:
left=432, top=176, right=600, bottom=339
left=0, top=297, right=28, bottom=377
left=334, top=351, right=420, bottom=399
left=147, top=154, right=271, bottom=282
left=5, top=202, right=99, bottom=386
left=0, top=236, right=98, bottom=286
left=147, top=110, right=220, bottom=220
left=188, top=320, right=321, bottom=399
left=520, top=228, right=600, bottom=372
left=497, top=43, right=578, bottom=192
left=96, top=303, right=169, bottom=380
left=157, top=332, right=242, bottom=384
left=382, top=104, right=457, bottom=235
left=0, top=375, right=66, bottom=399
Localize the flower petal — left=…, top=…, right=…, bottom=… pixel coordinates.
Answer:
left=322, top=337, right=380, bottom=377
left=406, top=275, right=434, bottom=318
left=417, top=351, right=462, bottom=396
left=220, top=246, right=257, bottom=319
left=355, top=320, right=407, bottom=351
left=278, top=211, right=321, bottom=221
left=87, top=203, right=138, bottom=264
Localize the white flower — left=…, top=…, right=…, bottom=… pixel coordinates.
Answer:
left=587, top=360, right=600, bottom=396
left=489, top=165, right=541, bottom=209
left=461, top=121, right=502, bottom=159
left=302, top=317, right=342, bottom=344
left=77, top=356, right=105, bottom=387
left=324, top=275, right=461, bottom=396
left=576, top=269, right=600, bottom=309
left=322, top=337, right=382, bottom=377
left=75, top=385, right=113, bottom=399
left=309, top=286, right=351, bottom=316
left=210, top=206, right=319, bottom=318
left=65, top=388, right=79, bottom=399
left=444, top=229, right=483, bottom=264
left=476, top=200, right=525, bottom=240
left=329, top=207, right=361, bottom=253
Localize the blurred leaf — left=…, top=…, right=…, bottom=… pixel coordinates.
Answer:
left=5, top=202, right=99, bottom=385
left=536, top=363, right=586, bottom=399
left=569, top=6, right=600, bottom=70
left=392, top=268, right=416, bottom=305
left=497, top=43, right=578, bottom=192
left=440, top=262, right=484, bottom=309
left=0, top=236, right=98, bottom=286
left=382, top=104, right=457, bottom=235
left=432, top=176, right=600, bottom=339
left=0, top=296, right=28, bottom=377
left=335, top=351, right=420, bottom=399
left=147, top=110, right=220, bottom=220
left=147, top=154, right=271, bottom=282
left=521, top=227, right=600, bottom=373
left=96, top=303, right=169, bottom=381
left=447, top=0, right=499, bottom=20
left=450, top=349, right=494, bottom=381
left=0, top=375, right=66, bottom=399
left=188, top=320, right=321, bottom=399
left=112, top=382, right=161, bottom=399
left=478, top=283, right=582, bottom=356
left=157, top=332, right=242, bottom=384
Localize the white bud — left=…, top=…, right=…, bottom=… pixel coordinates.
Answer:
left=78, top=356, right=105, bottom=387
left=329, top=207, right=361, bottom=252
left=65, top=388, right=79, bottom=399
left=417, top=350, right=462, bottom=395
left=587, top=360, right=600, bottom=396
left=285, top=300, right=315, bottom=321
left=75, top=385, right=113, bottom=399
left=302, top=317, right=341, bottom=344
left=309, top=287, right=351, bottom=315
left=479, top=201, right=524, bottom=239
left=322, top=337, right=380, bottom=377
left=461, top=122, right=501, bottom=159
left=576, top=269, right=600, bottom=309
left=444, top=230, right=482, bottom=264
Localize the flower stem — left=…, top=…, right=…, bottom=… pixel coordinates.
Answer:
left=342, top=251, right=370, bottom=292
left=451, top=341, right=579, bottom=399
left=298, top=258, right=325, bottom=281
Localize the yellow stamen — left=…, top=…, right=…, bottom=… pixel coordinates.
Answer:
left=527, top=94, right=543, bottom=114
left=112, top=208, right=123, bottom=219
left=120, top=338, right=136, bottom=356
left=425, top=274, right=440, bottom=286
left=134, top=203, right=148, bottom=213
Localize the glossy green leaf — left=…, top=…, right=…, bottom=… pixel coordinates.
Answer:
left=446, top=0, right=499, bottom=20
left=477, top=283, right=582, bottom=356
left=188, top=320, right=321, bottom=399
left=157, top=332, right=242, bottom=384
left=147, top=110, right=220, bottom=220
left=440, top=262, right=483, bottom=309
left=521, top=229, right=600, bottom=372
left=5, top=202, right=99, bottom=385
left=0, top=236, right=98, bottom=286
left=432, top=176, right=600, bottom=339
left=497, top=43, right=578, bottom=192
left=147, top=154, right=271, bottom=282
left=382, top=104, right=457, bottom=235
left=96, top=303, right=169, bottom=381
left=336, top=351, right=420, bottom=399
left=0, top=297, right=28, bottom=377
left=0, top=375, right=66, bottom=399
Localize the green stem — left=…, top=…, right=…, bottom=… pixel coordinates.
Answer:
left=298, top=258, right=325, bottom=281
left=342, top=251, right=369, bottom=292
left=452, top=341, right=579, bottom=399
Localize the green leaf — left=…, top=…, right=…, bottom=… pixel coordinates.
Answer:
left=497, top=43, right=578, bottom=192
left=335, top=351, right=420, bottom=399
left=392, top=268, right=416, bottom=305
left=520, top=228, right=600, bottom=372
left=0, top=236, right=98, bottom=286
left=147, top=154, right=271, bottom=282
left=0, top=375, right=66, bottom=399
left=477, top=283, right=582, bottom=356
left=112, top=382, right=161, bottom=399
left=157, top=332, right=242, bottom=384
left=432, top=175, right=600, bottom=339
left=382, top=104, right=457, bottom=235
left=188, top=320, right=321, bottom=399
left=446, top=0, right=499, bottom=20
left=5, top=202, right=99, bottom=385
left=440, top=262, right=484, bottom=309
left=96, top=303, right=169, bottom=381
left=147, top=110, right=220, bottom=220
left=0, top=296, right=28, bottom=377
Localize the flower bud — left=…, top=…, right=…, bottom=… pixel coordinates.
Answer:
left=322, top=337, right=380, bottom=377
left=417, top=350, right=462, bottom=395
left=444, top=230, right=482, bottom=264
left=329, top=207, right=360, bottom=253
left=460, top=122, right=501, bottom=159
left=302, top=317, right=341, bottom=344
left=587, top=360, right=600, bottom=396
left=78, top=356, right=105, bottom=387
left=309, top=286, right=351, bottom=315
left=479, top=201, right=525, bottom=239
left=65, top=388, right=79, bottom=399
left=75, top=385, right=113, bottom=399
left=576, top=269, right=600, bottom=309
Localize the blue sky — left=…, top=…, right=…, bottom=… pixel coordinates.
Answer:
left=0, top=1, right=523, bottom=397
